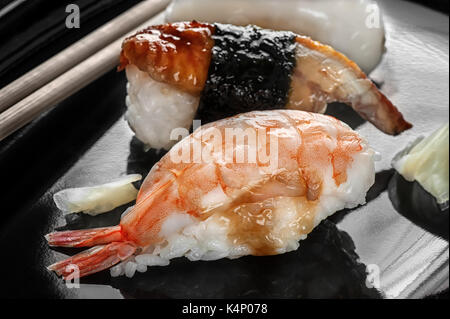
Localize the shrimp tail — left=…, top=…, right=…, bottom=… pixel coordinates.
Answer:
left=45, top=225, right=123, bottom=248
left=47, top=242, right=136, bottom=279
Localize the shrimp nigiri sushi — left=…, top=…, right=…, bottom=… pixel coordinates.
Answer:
left=119, top=21, right=411, bottom=150
left=46, top=110, right=377, bottom=279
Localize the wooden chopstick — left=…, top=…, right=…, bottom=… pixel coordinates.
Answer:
left=0, top=11, right=167, bottom=142
left=0, top=0, right=170, bottom=113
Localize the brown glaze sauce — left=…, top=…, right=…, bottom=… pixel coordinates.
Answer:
left=223, top=196, right=317, bottom=256
left=119, top=21, right=215, bottom=95
left=228, top=200, right=282, bottom=256
left=198, top=169, right=318, bottom=256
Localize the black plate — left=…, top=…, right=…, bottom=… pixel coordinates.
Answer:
left=0, top=0, right=448, bottom=298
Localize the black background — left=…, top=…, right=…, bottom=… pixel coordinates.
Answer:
left=0, top=0, right=448, bottom=88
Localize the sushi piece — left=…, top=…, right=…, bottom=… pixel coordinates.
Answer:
left=392, top=123, right=449, bottom=205
left=388, top=123, right=449, bottom=239
left=46, top=110, right=377, bottom=279
left=165, top=0, right=386, bottom=73
left=53, top=174, right=142, bottom=216
left=119, top=22, right=411, bottom=150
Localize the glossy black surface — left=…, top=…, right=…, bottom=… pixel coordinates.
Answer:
left=0, top=0, right=143, bottom=88
left=0, top=0, right=448, bottom=299
left=112, top=220, right=381, bottom=299
left=389, top=172, right=449, bottom=241
left=0, top=69, right=128, bottom=298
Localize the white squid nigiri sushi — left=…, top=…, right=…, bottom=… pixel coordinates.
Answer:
left=46, top=110, right=376, bottom=279
left=165, top=0, right=386, bottom=73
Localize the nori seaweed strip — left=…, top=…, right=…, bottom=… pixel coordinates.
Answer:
left=196, top=23, right=297, bottom=123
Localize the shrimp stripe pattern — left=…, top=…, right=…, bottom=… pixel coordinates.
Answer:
left=46, top=110, right=376, bottom=279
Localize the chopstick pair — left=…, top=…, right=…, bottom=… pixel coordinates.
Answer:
left=0, top=0, right=169, bottom=141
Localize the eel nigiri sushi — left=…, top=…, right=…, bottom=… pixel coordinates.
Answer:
left=46, top=110, right=376, bottom=279
left=119, top=21, right=411, bottom=150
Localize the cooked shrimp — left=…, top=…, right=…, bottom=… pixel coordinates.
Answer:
left=46, top=110, right=376, bottom=279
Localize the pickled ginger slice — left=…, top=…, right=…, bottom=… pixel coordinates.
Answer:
left=393, top=124, right=449, bottom=204
left=53, top=174, right=142, bottom=215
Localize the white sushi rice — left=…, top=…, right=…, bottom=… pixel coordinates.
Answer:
left=313, top=140, right=376, bottom=225
left=111, top=140, right=376, bottom=278
left=125, top=65, right=200, bottom=150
